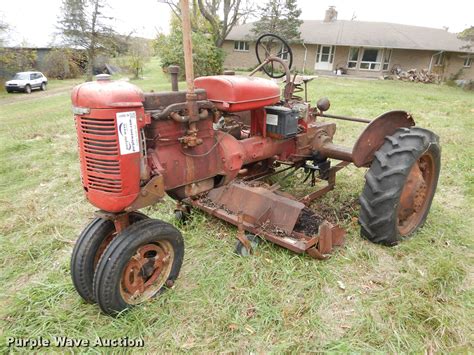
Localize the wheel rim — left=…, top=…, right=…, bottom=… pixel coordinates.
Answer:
left=93, top=231, right=116, bottom=268
left=120, top=241, right=174, bottom=304
left=397, top=151, right=436, bottom=235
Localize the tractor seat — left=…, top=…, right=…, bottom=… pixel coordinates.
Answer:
left=283, top=75, right=316, bottom=86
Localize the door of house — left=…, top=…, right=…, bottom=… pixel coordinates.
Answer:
left=315, top=45, right=334, bottom=71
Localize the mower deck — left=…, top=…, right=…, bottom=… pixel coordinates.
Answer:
left=186, top=176, right=346, bottom=259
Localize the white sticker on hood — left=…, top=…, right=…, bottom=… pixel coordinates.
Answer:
left=116, top=111, right=140, bottom=155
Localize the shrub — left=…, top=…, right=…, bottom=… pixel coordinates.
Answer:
left=114, top=39, right=152, bottom=79
left=41, top=48, right=83, bottom=79
left=0, top=48, right=36, bottom=79
left=155, top=27, right=224, bottom=79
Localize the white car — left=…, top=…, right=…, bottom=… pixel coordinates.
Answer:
left=5, top=71, right=48, bottom=94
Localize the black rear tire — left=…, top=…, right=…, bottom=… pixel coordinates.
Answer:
left=71, top=212, right=148, bottom=303
left=359, top=127, right=441, bottom=246
left=93, top=219, right=184, bottom=316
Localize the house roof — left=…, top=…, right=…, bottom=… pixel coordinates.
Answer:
left=227, top=20, right=473, bottom=53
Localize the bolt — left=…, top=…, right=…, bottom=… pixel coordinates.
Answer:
left=166, top=280, right=175, bottom=288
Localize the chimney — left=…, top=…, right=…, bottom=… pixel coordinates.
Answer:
left=324, top=6, right=338, bottom=22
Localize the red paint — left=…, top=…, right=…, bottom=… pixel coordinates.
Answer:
left=194, top=75, right=280, bottom=112
left=71, top=78, right=302, bottom=213
left=72, top=80, right=146, bottom=212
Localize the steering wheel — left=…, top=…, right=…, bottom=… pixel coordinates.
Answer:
left=255, top=33, right=293, bottom=79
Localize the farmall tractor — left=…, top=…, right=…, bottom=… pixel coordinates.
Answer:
left=70, top=1, right=440, bottom=315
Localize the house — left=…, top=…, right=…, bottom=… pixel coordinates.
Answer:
left=223, top=7, right=474, bottom=80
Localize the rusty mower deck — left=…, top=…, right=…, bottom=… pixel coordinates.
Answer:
left=186, top=170, right=346, bottom=259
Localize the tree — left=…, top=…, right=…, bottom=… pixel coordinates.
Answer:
left=0, top=18, right=9, bottom=46
left=155, top=16, right=224, bottom=78
left=41, top=48, right=83, bottom=79
left=161, top=0, right=253, bottom=47
left=117, top=38, right=152, bottom=80
left=458, top=26, right=474, bottom=50
left=57, top=0, right=115, bottom=80
left=251, top=0, right=303, bottom=42
left=197, top=0, right=253, bottom=47
left=0, top=48, right=37, bottom=78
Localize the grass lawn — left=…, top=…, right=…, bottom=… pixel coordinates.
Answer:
left=0, top=58, right=473, bottom=352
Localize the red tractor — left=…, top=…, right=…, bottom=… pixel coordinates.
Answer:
left=70, top=3, right=440, bottom=316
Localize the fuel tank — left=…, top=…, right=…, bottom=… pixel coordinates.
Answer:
left=194, top=75, right=280, bottom=112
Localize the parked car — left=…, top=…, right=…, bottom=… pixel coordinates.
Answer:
left=4, top=71, right=48, bottom=94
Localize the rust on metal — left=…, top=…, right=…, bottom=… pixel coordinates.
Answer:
left=397, top=151, right=436, bottom=235
left=236, top=213, right=253, bottom=253
left=125, top=175, right=165, bottom=212
left=113, top=213, right=130, bottom=234
left=189, top=180, right=346, bottom=259
left=318, top=142, right=354, bottom=162
left=300, top=161, right=350, bottom=205
left=184, top=177, right=215, bottom=197
left=207, top=182, right=305, bottom=234
left=317, top=112, right=371, bottom=124
left=352, top=110, right=415, bottom=167
left=168, top=65, right=180, bottom=91
left=120, top=241, right=173, bottom=304
left=143, top=90, right=207, bottom=111
left=94, top=231, right=116, bottom=267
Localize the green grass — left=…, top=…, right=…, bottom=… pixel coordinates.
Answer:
left=0, top=59, right=473, bottom=352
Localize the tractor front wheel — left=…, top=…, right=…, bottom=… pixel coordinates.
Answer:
left=71, top=212, right=148, bottom=303
left=93, top=219, right=184, bottom=316
left=359, top=127, right=440, bottom=246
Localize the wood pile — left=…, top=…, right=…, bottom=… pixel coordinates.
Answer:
left=385, top=68, right=439, bottom=84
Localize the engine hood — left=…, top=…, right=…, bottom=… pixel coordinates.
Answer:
left=5, top=80, right=25, bottom=85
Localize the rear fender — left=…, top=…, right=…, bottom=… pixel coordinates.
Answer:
left=352, top=110, right=415, bottom=167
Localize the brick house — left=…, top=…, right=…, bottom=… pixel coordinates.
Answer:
left=223, top=7, right=474, bottom=80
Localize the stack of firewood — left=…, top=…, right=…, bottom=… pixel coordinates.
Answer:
left=385, top=68, right=439, bottom=83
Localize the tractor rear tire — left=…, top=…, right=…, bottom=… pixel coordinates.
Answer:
left=93, top=219, right=184, bottom=316
left=71, top=212, right=148, bottom=303
left=359, top=127, right=440, bottom=246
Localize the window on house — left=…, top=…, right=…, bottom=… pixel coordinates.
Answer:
left=360, top=48, right=382, bottom=70
left=347, top=47, right=359, bottom=68
left=278, top=44, right=290, bottom=60
left=434, top=52, right=444, bottom=66
left=316, top=45, right=335, bottom=63
left=234, top=41, right=249, bottom=52
left=383, top=49, right=392, bottom=71
left=464, top=57, right=472, bottom=68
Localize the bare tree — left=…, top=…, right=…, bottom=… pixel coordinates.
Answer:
left=0, top=18, right=9, bottom=45
left=160, top=0, right=253, bottom=47
left=57, top=0, right=115, bottom=80
left=197, top=0, right=253, bottom=47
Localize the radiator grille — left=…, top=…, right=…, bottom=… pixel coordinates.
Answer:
left=78, top=117, right=122, bottom=194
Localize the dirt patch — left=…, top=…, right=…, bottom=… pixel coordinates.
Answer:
left=294, top=207, right=324, bottom=236
left=0, top=85, right=74, bottom=105
left=310, top=197, right=360, bottom=224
